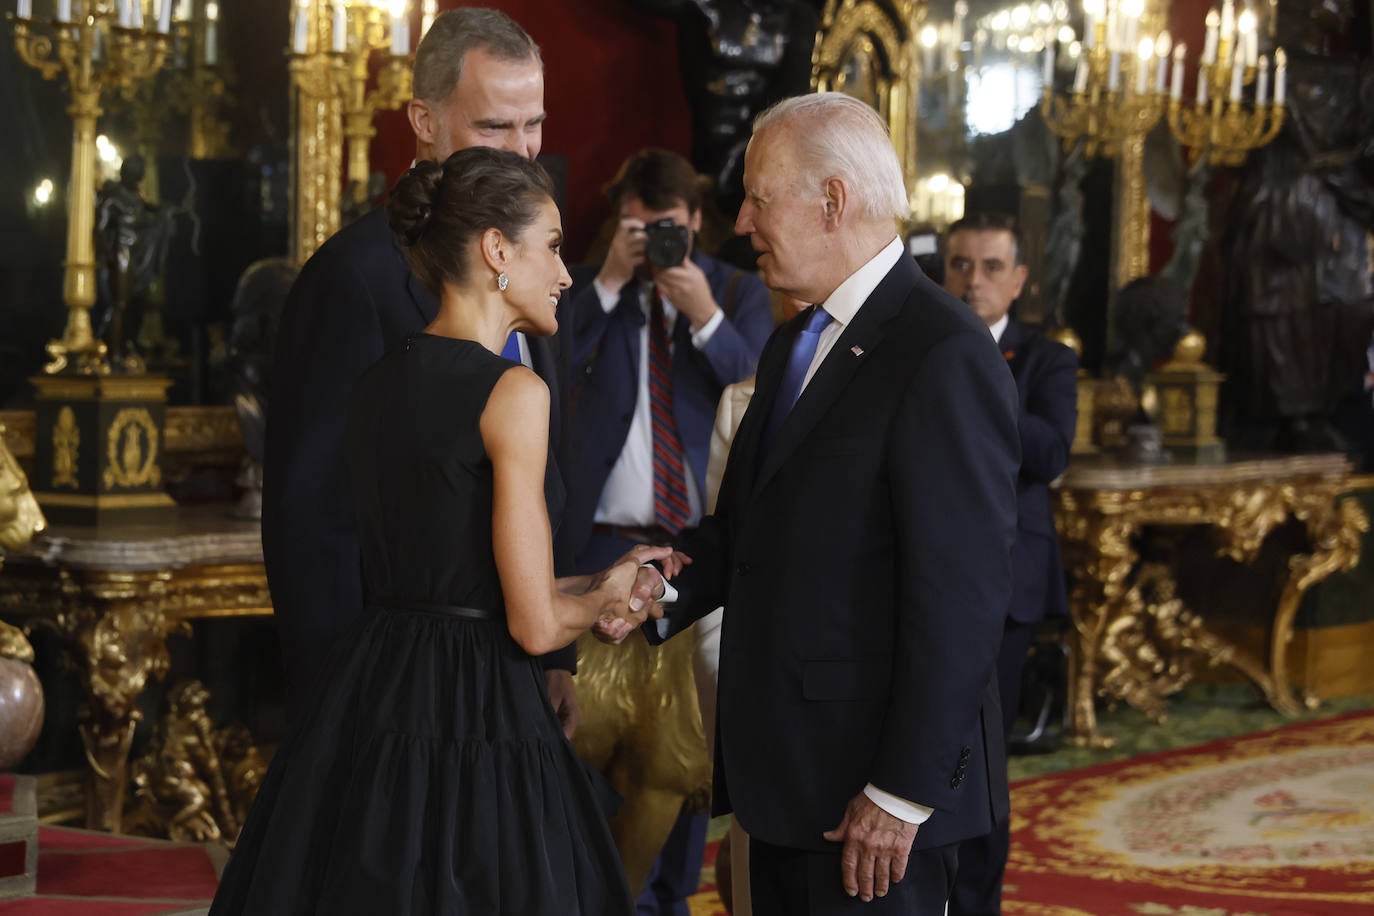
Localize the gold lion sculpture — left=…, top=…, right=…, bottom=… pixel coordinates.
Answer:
left=571, top=626, right=712, bottom=898
left=0, top=425, right=47, bottom=768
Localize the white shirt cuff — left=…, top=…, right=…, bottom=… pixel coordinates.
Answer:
left=863, top=784, right=933, bottom=826
left=593, top=277, right=621, bottom=313
left=690, top=308, right=725, bottom=349
left=639, top=563, right=678, bottom=604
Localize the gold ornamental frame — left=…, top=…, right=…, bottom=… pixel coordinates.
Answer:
left=813, top=0, right=924, bottom=210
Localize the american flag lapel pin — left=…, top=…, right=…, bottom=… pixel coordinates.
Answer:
left=850, top=345, right=865, bottom=357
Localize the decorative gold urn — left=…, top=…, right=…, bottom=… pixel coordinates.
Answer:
left=29, top=374, right=176, bottom=525
left=1145, top=329, right=1225, bottom=461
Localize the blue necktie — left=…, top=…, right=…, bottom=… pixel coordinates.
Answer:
left=500, top=332, right=521, bottom=363
left=763, top=306, right=833, bottom=447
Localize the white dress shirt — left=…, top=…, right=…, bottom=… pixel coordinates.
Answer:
left=588, top=277, right=724, bottom=528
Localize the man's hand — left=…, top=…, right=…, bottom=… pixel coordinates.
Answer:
left=822, top=792, right=919, bottom=902
left=544, top=669, right=580, bottom=739
left=654, top=258, right=718, bottom=330
left=591, top=564, right=669, bottom=644
left=597, top=217, right=646, bottom=293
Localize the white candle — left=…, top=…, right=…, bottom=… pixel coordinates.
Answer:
left=390, top=11, right=408, bottom=56
left=17, top=0, right=31, bottom=20
left=56, top=0, right=70, bottom=22
left=157, top=0, right=171, bottom=33
left=1042, top=42, right=1055, bottom=85
left=1229, top=55, right=1243, bottom=100
left=292, top=0, right=309, bottom=53
left=1221, top=0, right=1235, bottom=41
left=421, top=0, right=436, bottom=38
left=205, top=1, right=218, bottom=65
left=117, top=0, right=132, bottom=28
left=1246, top=25, right=1257, bottom=66
left=1073, top=58, right=1088, bottom=94
left=333, top=2, right=347, bottom=52
left=1108, top=49, right=1120, bottom=91
left=1155, top=32, right=1171, bottom=92
left=1274, top=48, right=1286, bottom=105
left=130, top=0, right=144, bottom=29
left=1202, top=10, right=1219, bottom=64
left=1136, top=38, right=1151, bottom=94
left=1256, top=55, right=1269, bottom=105
left=1171, top=44, right=1185, bottom=100
left=1197, top=69, right=1209, bottom=105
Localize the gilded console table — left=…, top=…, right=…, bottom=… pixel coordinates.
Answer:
left=0, top=506, right=268, bottom=832
left=1055, top=453, right=1368, bottom=748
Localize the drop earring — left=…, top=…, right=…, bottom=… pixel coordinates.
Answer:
left=497, top=272, right=509, bottom=292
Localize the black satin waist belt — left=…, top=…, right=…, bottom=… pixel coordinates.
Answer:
left=369, top=597, right=496, bottom=620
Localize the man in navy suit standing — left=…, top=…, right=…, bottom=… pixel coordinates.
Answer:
left=263, top=9, right=590, bottom=728
left=617, top=94, right=1020, bottom=915
left=561, top=147, right=772, bottom=914
left=942, top=211, right=1078, bottom=916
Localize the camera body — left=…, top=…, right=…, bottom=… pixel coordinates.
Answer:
left=643, top=219, right=691, bottom=269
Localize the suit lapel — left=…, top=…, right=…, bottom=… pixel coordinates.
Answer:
left=751, top=257, right=920, bottom=497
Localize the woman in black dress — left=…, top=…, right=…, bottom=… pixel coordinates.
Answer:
left=209, top=148, right=674, bottom=915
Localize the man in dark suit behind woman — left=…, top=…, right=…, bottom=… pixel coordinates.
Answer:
left=262, top=9, right=583, bottom=727
left=942, top=211, right=1078, bottom=916
left=619, top=93, right=1021, bottom=915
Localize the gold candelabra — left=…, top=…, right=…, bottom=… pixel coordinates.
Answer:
left=1041, top=0, right=1168, bottom=288
left=166, top=0, right=230, bottom=160
left=1166, top=0, right=1285, bottom=167
left=12, top=0, right=172, bottom=374
left=288, top=0, right=415, bottom=263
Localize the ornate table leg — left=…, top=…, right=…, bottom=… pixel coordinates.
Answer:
left=1266, top=491, right=1369, bottom=714
left=32, top=587, right=189, bottom=832
left=1058, top=493, right=1138, bottom=749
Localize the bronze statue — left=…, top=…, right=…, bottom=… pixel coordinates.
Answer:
left=1206, top=0, right=1374, bottom=452
left=632, top=0, right=819, bottom=220
left=94, top=155, right=179, bottom=372
left=226, top=258, right=297, bottom=519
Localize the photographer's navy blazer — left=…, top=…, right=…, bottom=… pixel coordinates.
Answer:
left=559, top=248, right=772, bottom=567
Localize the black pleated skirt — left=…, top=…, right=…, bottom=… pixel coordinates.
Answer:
left=208, top=605, right=634, bottom=915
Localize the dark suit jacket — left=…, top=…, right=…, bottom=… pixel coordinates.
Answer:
left=560, top=249, right=772, bottom=567
left=999, top=319, right=1078, bottom=625
left=664, top=254, right=1020, bottom=852
left=262, top=207, right=573, bottom=706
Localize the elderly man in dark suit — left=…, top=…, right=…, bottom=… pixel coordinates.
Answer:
left=942, top=211, right=1078, bottom=916
left=263, top=9, right=591, bottom=728
left=612, top=93, right=1020, bottom=915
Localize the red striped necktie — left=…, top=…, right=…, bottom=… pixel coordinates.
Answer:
left=648, top=289, right=691, bottom=535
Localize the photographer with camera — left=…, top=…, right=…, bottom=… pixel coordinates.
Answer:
left=560, top=147, right=772, bottom=914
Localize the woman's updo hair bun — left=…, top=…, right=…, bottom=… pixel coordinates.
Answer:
left=386, top=147, right=556, bottom=297
left=388, top=159, right=444, bottom=247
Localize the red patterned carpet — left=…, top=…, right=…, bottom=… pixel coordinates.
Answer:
left=1004, top=709, right=1374, bottom=915
left=0, top=826, right=217, bottom=915
left=690, top=710, right=1374, bottom=915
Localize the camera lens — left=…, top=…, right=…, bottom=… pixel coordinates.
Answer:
left=643, top=219, right=691, bottom=269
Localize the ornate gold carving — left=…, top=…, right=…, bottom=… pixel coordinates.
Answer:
left=29, top=601, right=190, bottom=832
left=0, top=406, right=242, bottom=483
left=1055, top=456, right=1368, bottom=747
left=813, top=1, right=922, bottom=209
left=129, top=680, right=267, bottom=844
left=52, top=407, right=80, bottom=488
left=0, top=425, right=45, bottom=554
left=102, top=407, right=161, bottom=490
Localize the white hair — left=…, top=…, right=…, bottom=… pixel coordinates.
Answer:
left=753, top=93, right=909, bottom=224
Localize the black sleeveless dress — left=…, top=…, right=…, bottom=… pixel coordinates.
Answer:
left=209, top=334, right=633, bottom=915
